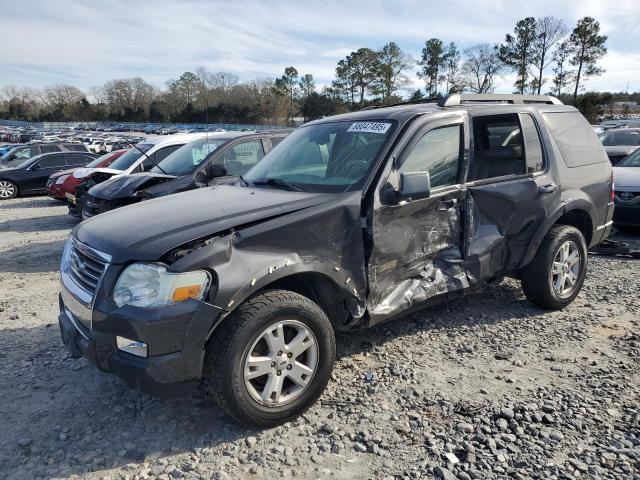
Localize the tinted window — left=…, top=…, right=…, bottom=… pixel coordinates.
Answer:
left=36, top=154, right=66, bottom=168
left=216, top=140, right=265, bottom=175
left=399, top=125, right=461, bottom=189
left=600, top=131, right=640, bottom=146
left=40, top=145, right=60, bottom=154
left=65, top=154, right=92, bottom=166
left=542, top=112, right=608, bottom=167
left=618, top=149, right=640, bottom=167
left=64, top=144, right=86, bottom=152
left=520, top=114, right=545, bottom=173
left=470, top=114, right=525, bottom=180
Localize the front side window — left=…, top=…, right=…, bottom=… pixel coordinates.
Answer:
left=214, top=140, right=265, bottom=175
left=469, top=114, right=526, bottom=181
left=398, top=125, right=461, bottom=189
left=244, top=120, right=396, bottom=193
left=600, top=131, right=640, bottom=146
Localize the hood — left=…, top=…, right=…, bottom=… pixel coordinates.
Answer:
left=89, top=172, right=178, bottom=200
left=74, top=184, right=335, bottom=263
left=49, top=168, right=77, bottom=179
left=613, top=166, right=640, bottom=189
left=73, top=167, right=121, bottom=180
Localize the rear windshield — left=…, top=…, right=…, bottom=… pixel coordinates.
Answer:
left=541, top=112, right=608, bottom=167
left=107, top=143, right=152, bottom=170
left=151, top=137, right=228, bottom=176
left=599, top=130, right=640, bottom=146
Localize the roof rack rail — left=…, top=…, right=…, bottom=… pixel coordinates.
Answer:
left=437, top=93, right=563, bottom=107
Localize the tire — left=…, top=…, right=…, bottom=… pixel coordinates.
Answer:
left=0, top=180, right=18, bottom=199
left=204, top=289, right=336, bottom=427
left=521, top=225, right=588, bottom=309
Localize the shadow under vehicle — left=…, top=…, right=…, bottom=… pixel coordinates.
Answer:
left=59, top=94, right=613, bottom=427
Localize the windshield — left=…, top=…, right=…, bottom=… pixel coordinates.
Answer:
left=151, top=137, right=228, bottom=176
left=244, top=120, right=396, bottom=193
left=618, top=149, right=640, bottom=167
left=600, top=131, right=640, bottom=146
left=107, top=143, right=152, bottom=170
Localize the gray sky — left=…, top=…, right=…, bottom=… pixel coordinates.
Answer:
left=0, top=0, right=638, bottom=95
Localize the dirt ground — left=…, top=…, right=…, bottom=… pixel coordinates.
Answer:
left=0, top=196, right=638, bottom=480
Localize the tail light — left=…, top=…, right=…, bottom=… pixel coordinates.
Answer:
left=610, top=171, right=615, bottom=202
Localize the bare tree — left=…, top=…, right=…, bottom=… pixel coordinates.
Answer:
left=532, top=17, right=568, bottom=94
left=461, top=44, right=505, bottom=93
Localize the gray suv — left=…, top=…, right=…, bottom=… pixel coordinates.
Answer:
left=59, top=94, right=613, bottom=426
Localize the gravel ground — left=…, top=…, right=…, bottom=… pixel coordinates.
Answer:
left=0, top=196, right=639, bottom=480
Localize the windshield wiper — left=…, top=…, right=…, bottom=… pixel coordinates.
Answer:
left=117, top=136, right=169, bottom=175
left=250, top=178, right=302, bottom=192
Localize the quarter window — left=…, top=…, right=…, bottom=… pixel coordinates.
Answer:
left=399, top=125, right=462, bottom=189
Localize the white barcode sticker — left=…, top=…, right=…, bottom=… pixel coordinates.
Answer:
left=347, top=122, right=392, bottom=134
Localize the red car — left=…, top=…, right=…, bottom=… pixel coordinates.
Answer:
left=47, top=150, right=127, bottom=201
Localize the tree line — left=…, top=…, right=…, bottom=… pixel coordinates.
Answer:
left=0, top=15, right=624, bottom=125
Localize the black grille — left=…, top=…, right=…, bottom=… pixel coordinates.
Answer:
left=69, top=244, right=107, bottom=296
left=615, top=191, right=639, bottom=201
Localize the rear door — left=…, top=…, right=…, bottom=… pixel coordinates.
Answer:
left=367, top=114, right=468, bottom=323
left=465, top=112, right=559, bottom=281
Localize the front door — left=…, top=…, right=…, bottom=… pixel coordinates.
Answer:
left=25, top=153, right=66, bottom=192
left=367, top=115, right=469, bottom=324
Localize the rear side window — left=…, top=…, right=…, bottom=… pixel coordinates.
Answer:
left=469, top=114, right=526, bottom=181
left=541, top=112, right=608, bottom=167
left=64, top=144, right=87, bottom=152
left=65, top=154, right=91, bottom=166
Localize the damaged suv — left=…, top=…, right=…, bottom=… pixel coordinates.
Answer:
left=59, top=94, right=613, bottom=427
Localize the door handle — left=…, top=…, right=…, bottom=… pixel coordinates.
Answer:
left=539, top=183, right=557, bottom=195
left=437, top=198, right=457, bottom=210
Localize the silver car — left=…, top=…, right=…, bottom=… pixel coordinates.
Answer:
left=613, top=149, right=640, bottom=227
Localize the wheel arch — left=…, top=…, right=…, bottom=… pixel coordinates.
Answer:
left=519, top=201, right=595, bottom=268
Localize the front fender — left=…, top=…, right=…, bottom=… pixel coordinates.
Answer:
left=166, top=232, right=364, bottom=328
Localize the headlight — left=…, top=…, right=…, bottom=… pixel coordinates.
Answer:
left=113, top=263, right=211, bottom=308
left=55, top=175, right=68, bottom=184
left=61, top=237, right=72, bottom=271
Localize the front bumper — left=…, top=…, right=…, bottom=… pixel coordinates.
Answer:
left=613, top=203, right=640, bottom=227
left=59, top=287, right=222, bottom=398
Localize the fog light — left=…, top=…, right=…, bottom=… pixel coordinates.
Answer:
left=116, top=336, right=148, bottom=358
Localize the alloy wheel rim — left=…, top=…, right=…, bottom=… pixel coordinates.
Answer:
left=243, top=319, right=319, bottom=407
left=0, top=181, right=15, bottom=198
left=551, top=240, right=582, bottom=298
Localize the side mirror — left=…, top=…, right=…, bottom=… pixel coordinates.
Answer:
left=398, top=171, right=431, bottom=201
left=206, top=164, right=227, bottom=179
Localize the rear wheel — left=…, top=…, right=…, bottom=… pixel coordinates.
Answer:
left=204, top=290, right=335, bottom=427
left=521, top=225, right=587, bottom=309
left=0, top=180, right=17, bottom=199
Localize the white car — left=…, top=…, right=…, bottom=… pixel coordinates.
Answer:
left=86, top=139, right=103, bottom=153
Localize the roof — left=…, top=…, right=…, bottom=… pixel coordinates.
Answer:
left=305, top=94, right=577, bottom=127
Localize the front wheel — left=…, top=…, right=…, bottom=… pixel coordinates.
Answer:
left=204, top=290, right=335, bottom=427
left=0, top=180, right=18, bottom=199
left=521, top=225, right=588, bottom=309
